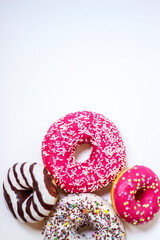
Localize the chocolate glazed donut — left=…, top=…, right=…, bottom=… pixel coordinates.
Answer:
left=3, top=162, right=58, bottom=223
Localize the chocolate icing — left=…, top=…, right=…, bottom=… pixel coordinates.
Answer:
left=43, top=168, right=58, bottom=198
left=13, top=163, right=28, bottom=189
left=7, top=168, right=32, bottom=222
left=20, top=162, right=30, bottom=188
left=3, top=183, right=17, bottom=219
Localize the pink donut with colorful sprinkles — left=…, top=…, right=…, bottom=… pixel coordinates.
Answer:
left=111, top=165, right=160, bottom=225
left=41, top=111, right=126, bottom=193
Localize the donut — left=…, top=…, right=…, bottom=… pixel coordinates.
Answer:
left=43, top=193, right=125, bottom=240
left=111, top=165, right=160, bottom=225
left=3, top=162, right=58, bottom=223
left=41, top=111, right=126, bottom=193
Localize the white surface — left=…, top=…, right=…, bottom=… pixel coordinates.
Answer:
left=0, top=0, right=160, bottom=239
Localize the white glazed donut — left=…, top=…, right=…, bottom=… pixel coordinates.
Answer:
left=43, top=193, right=125, bottom=240
left=3, top=162, right=58, bottom=223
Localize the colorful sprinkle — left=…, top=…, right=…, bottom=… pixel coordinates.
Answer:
left=104, top=210, right=108, bottom=214
left=64, top=222, right=68, bottom=226
left=83, top=209, right=87, bottom=214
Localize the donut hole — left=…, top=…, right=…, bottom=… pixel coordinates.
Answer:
left=16, top=189, right=33, bottom=202
left=74, top=143, right=92, bottom=163
left=135, top=188, right=144, bottom=201
left=77, top=224, right=94, bottom=237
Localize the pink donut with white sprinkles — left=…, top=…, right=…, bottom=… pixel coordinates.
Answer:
left=111, top=165, right=160, bottom=225
left=41, top=111, right=126, bottom=193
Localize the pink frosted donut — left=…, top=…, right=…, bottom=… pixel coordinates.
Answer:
left=111, top=165, right=160, bottom=225
left=41, top=111, right=126, bottom=193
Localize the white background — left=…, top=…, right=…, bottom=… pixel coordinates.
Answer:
left=0, top=0, right=160, bottom=239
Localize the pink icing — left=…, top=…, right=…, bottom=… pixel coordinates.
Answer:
left=113, top=165, right=160, bottom=224
left=41, top=111, right=126, bottom=193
